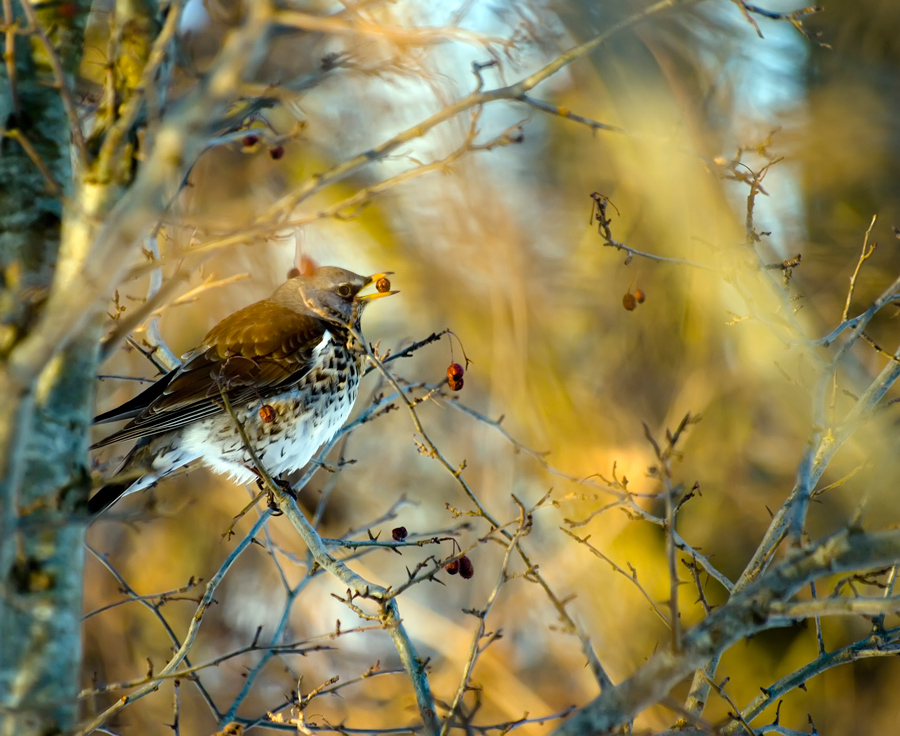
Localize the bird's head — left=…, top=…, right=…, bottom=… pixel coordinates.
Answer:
left=273, top=266, right=397, bottom=328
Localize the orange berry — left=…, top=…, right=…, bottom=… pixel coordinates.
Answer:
left=622, top=293, right=637, bottom=311
left=259, top=405, right=276, bottom=423
left=634, top=288, right=646, bottom=304
left=448, top=376, right=464, bottom=391
left=376, top=276, right=391, bottom=293
left=447, top=363, right=464, bottom=380
left=445, top=559, right=460, bottom=575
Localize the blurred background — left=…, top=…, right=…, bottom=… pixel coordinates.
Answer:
left=84, top=0, right=900, bottom=733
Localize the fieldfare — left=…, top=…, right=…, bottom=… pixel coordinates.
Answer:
left=89, top=265, right=396, bottom=514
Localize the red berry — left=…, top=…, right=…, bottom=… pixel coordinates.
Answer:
left=376, top=276, right=391, bottom=293
left=447, top=363, right=464, bottom=381
left=269, top=145, right=285, bottom=160
left=447, top=376, right=464, bottom=391
left=622, top=293, right=637, bottom=311
left=298, top=256, right=318, bottom=277
left=241, top=134, right=259, bottom=148
left=445, top=559, right=460, bottom=575
left=391, top=526, right=407, bottom=541
left=259, top=405, right=276, bottom=423
left=634, top=288, right=646, bottom=304
left=458, top=555, right=474, bottom=579
left=286, top=267, right=301, bottom=279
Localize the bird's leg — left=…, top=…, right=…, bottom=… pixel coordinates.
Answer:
left=253, top=475, right=282, bottom=515
left=253, top=473, right=296, bottom=515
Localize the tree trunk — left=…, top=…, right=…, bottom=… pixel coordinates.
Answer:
left=1, top=3, right=95, bottom=734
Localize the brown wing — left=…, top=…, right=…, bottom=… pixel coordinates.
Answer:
left=92, top=300, right=329, bottom=447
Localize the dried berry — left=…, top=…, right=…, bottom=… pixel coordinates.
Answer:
left=241, top=134, right=259, bottom=148
left=447, top=363, right=464, bottom=381
left=287, top=267, right=301, bottom=279
left=259, top=404, right=276, bottom=423
left=376, top=276, right=391, bottom=293
left=622, top=293, right=637, bottom=311
left=448, top=376, right=464, bottom=391
left=459, top=555, right=474, bottom=580
left=634, top=288, right=646, bottom=304
left=269, top=145, right=285, bottom=160
left=445, top=559, right=460, bottom=575
left=392, top=526, right=408, bottom=541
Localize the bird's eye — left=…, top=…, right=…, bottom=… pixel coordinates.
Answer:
left=336, top=284, right=353, bottom=298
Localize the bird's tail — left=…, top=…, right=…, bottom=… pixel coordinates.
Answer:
left=88, top=479, right=141, bottom=515
left=88, top=438, right=163, bottom=515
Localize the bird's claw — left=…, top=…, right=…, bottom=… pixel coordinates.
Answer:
left=266, top=490, right=284, bottom=515
left=256, top=476, right=296, bottom=515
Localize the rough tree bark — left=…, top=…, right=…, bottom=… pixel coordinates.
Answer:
left=1, top=1, right=273, bottom=729
left=0, top=2, right=141, bottom=733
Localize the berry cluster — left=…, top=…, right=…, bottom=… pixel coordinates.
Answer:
left=241, top=134, right=284, bottom=160
left=622, top=288, right=646, bottom=311
left=447, top=362, right=464, bottom=391
left=445, top=555, right=474, bottom=579
left=391, top=527, right=475, bottom=579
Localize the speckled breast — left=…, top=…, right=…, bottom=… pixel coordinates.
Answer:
left=182, top=332, right=362, bottom=482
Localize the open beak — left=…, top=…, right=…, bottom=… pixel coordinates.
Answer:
left=357, top=272, right=399, bottom=302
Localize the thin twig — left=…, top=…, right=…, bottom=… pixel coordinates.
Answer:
left=842, top=215, right=878, bottom=322
left=17, top=0, right=88, bottom=163
left=83, top=547, right=221, bottom=718
left=553, top=529, right=900, bottom=736
left=352, top=326, right=615, bottom=691
left=217, top=389, right=440, bottom=736
left=728, top=627, right=900, bottom=733
left=439, top=496, right=534, bottom=736
left=79, top=513, right=271, bottom=735
left=258, top=0, right=687, bottom=223
left=699, top=672, right=754, bottom=736
left=562, top=527, right=670, bottom=627
left=142, top=235, right=182, bottom=370
left=520, top=95, right=623, bottom=133
left=729, top=2, right=827, bottom=46
left=0, top=129, right=63, bottom=195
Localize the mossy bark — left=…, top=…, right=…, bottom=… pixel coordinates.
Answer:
left=0, top=2, right=153, bottom=733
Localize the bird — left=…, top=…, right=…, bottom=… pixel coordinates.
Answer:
left=89, top=265, right=396, bottom=514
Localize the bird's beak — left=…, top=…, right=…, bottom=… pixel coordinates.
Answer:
left=358, top=272, right=399, bottom=302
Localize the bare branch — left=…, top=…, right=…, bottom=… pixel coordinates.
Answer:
left=552, top=529, right=900, bottom=735
left=79, top=513, right=271, bottom=735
